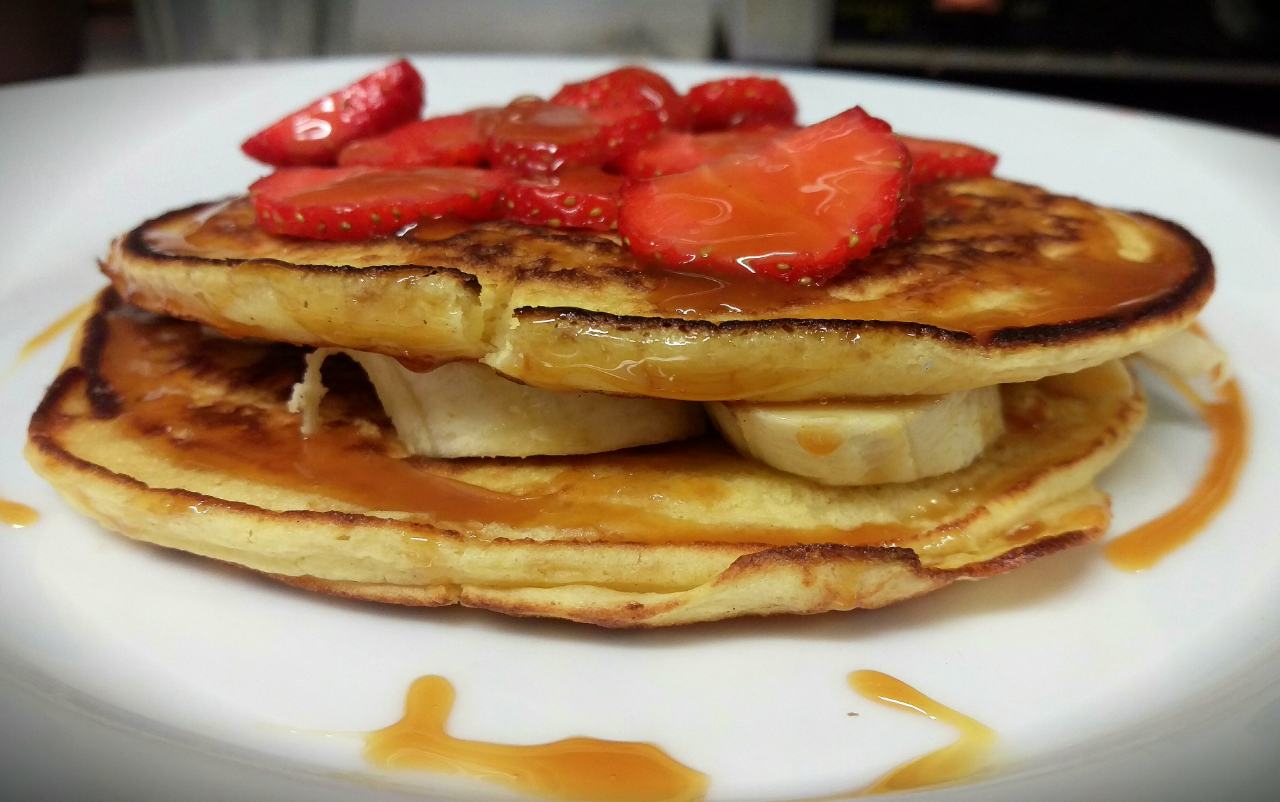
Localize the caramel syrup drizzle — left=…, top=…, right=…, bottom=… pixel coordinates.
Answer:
left=365, top=675, right=708, bottom=802
left=1106, top=375, right=1248, bottom=571
left=844, top=670, right=996, bottom=796
left=97, top=313, right=919, bottom=548
left=641, top=201, right=1198, bottom=342
left=0, top=498, right=38, bottom=529
left=362, top=672, right=997, bottom=802
left=0, top=301, right=93, bottom=529
left=17, top=299, right=94, bottom=362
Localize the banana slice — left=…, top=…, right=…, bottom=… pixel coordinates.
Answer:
left=707, top=387, right=1004, bottom=486
left=338, top=351, right=705, bottom=458
left=1137, top=326, right=1231, bottom=402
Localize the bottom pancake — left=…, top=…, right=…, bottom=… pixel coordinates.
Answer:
left=26, top=291, right=1146, bottom=627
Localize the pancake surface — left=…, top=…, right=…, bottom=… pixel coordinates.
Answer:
left=104, top=178, right=1211, bottom=400
left=26, top=292, right=1146, bottom=626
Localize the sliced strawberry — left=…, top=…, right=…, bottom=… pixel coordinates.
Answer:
left=891, top=181, right=926, bottom=243
left=619, top=108, right=908, bottom=284
left=592, top=102, right=664, bottom=164
left=487, top=97, right=661, bottom=174
left=501, top=167, right=624, bottom=232
left=250, top=166, right=509, bottom=240
left=551, top=66, right=690, bottom=129
left=616, top=127, right=793, bottom=179
left=487, top=99, right=603, bottom=173
left=337, top=109, right=499, bottom=168
left=685, top=77, right=797, bottom=132
left=241, top=60, right=424, bottom=167
left=899, top=135, right=998, bottom=183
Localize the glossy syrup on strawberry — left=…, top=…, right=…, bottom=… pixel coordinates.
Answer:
left=501, top=167, right=624, bottom=231
left=487, top=98, right=660, bottom=174
left=338, top=109, right=498, bottom=168
left=241, top=59, right=424, bottom=167
left=551, top=66, right=690, bottom=129
left=616, top=126, right=796, bottom=179
left=620, top=108, right=909, bottom=283
left=251, top=166, right=509, bottom=240
left=237, top=64, right=995, bottom=283
left=899, top=136, right=998, bottom=183
left=685, top=76, right=797, bottom=131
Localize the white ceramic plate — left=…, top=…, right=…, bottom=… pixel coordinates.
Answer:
left=1, top=56, right=1278, bottom=802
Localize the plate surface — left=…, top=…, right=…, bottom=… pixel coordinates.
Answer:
left=1, top=56, right=1278, bottom=802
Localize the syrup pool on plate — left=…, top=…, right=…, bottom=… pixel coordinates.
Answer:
left=17, top=299, right=94, bottom=363
left=842, top=670, right=996, bottom=797
left=0, top=498, right=38, bottom=528
left=1, top=300, right=99, bottom=529
left=1106, top=375, right=1247, bottom=571
left=365, top=675, right=707, bottom=802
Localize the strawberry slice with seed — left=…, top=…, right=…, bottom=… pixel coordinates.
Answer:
left=685, top=77, right=797, bottom=132
left=250, top=166, right=509, bottom=240
left=337, top=109, right=499, bottom=168
left=487, top=99, right=605, bottom=173
left=616, top=126, right=794, bottom=178
left=890, top=181, right=926, bottom=243
left=619, top=107, right=908, bottom=284
left=899, top=135, right=998, bottom=183
left=594, top=103, right=664, bottom=166
left=551, top=66, right=690, bottom=129
left=501, top=167, right=624, bottom=232
left=487, top=97, right=661, bottom=174
left=241, top=59, right=424, bottom=167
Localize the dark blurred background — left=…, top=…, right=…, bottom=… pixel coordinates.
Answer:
left=3, top=0, right=1277, bottom=134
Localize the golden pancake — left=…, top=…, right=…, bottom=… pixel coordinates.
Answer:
left=103, top=178, right=1210, bottom=401
left=26, top=291, right=1145, bottom=627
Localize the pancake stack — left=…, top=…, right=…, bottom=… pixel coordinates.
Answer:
left=26, top=66, right=1216, bottom=627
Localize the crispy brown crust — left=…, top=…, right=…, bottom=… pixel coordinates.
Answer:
left=502, top=208, right=1212, bottom=353
left=120, top=200, right=485, bottom=290
left=28, top=355, right=472, bottom=544
left=262, top=530, right=1098, bottom=629
left=117, top=202, right=1212, bottom=353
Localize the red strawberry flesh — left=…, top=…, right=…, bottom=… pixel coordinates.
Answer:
left=551, top=66, right=690, bottom=129
left=502, top=167, right=624, bottom=231
left=241, top=59, right=424, bottom=167
left=487, top=99, right=606, bottom=173
left=250, top=166, right=509, bottom=240
left=616, top=127, right=793, bottom=179
left=899, top=135, right=998, bottom=183
left=620, top=108, right=908, bottom=283
left=685, top=77, right=797, bottom=132
left=488, top=98, right=660, bottom=174
left=337, top=109, right=498, bottom=168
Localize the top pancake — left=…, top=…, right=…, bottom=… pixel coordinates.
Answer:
left=104, top=178, right=1212, bottom=400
